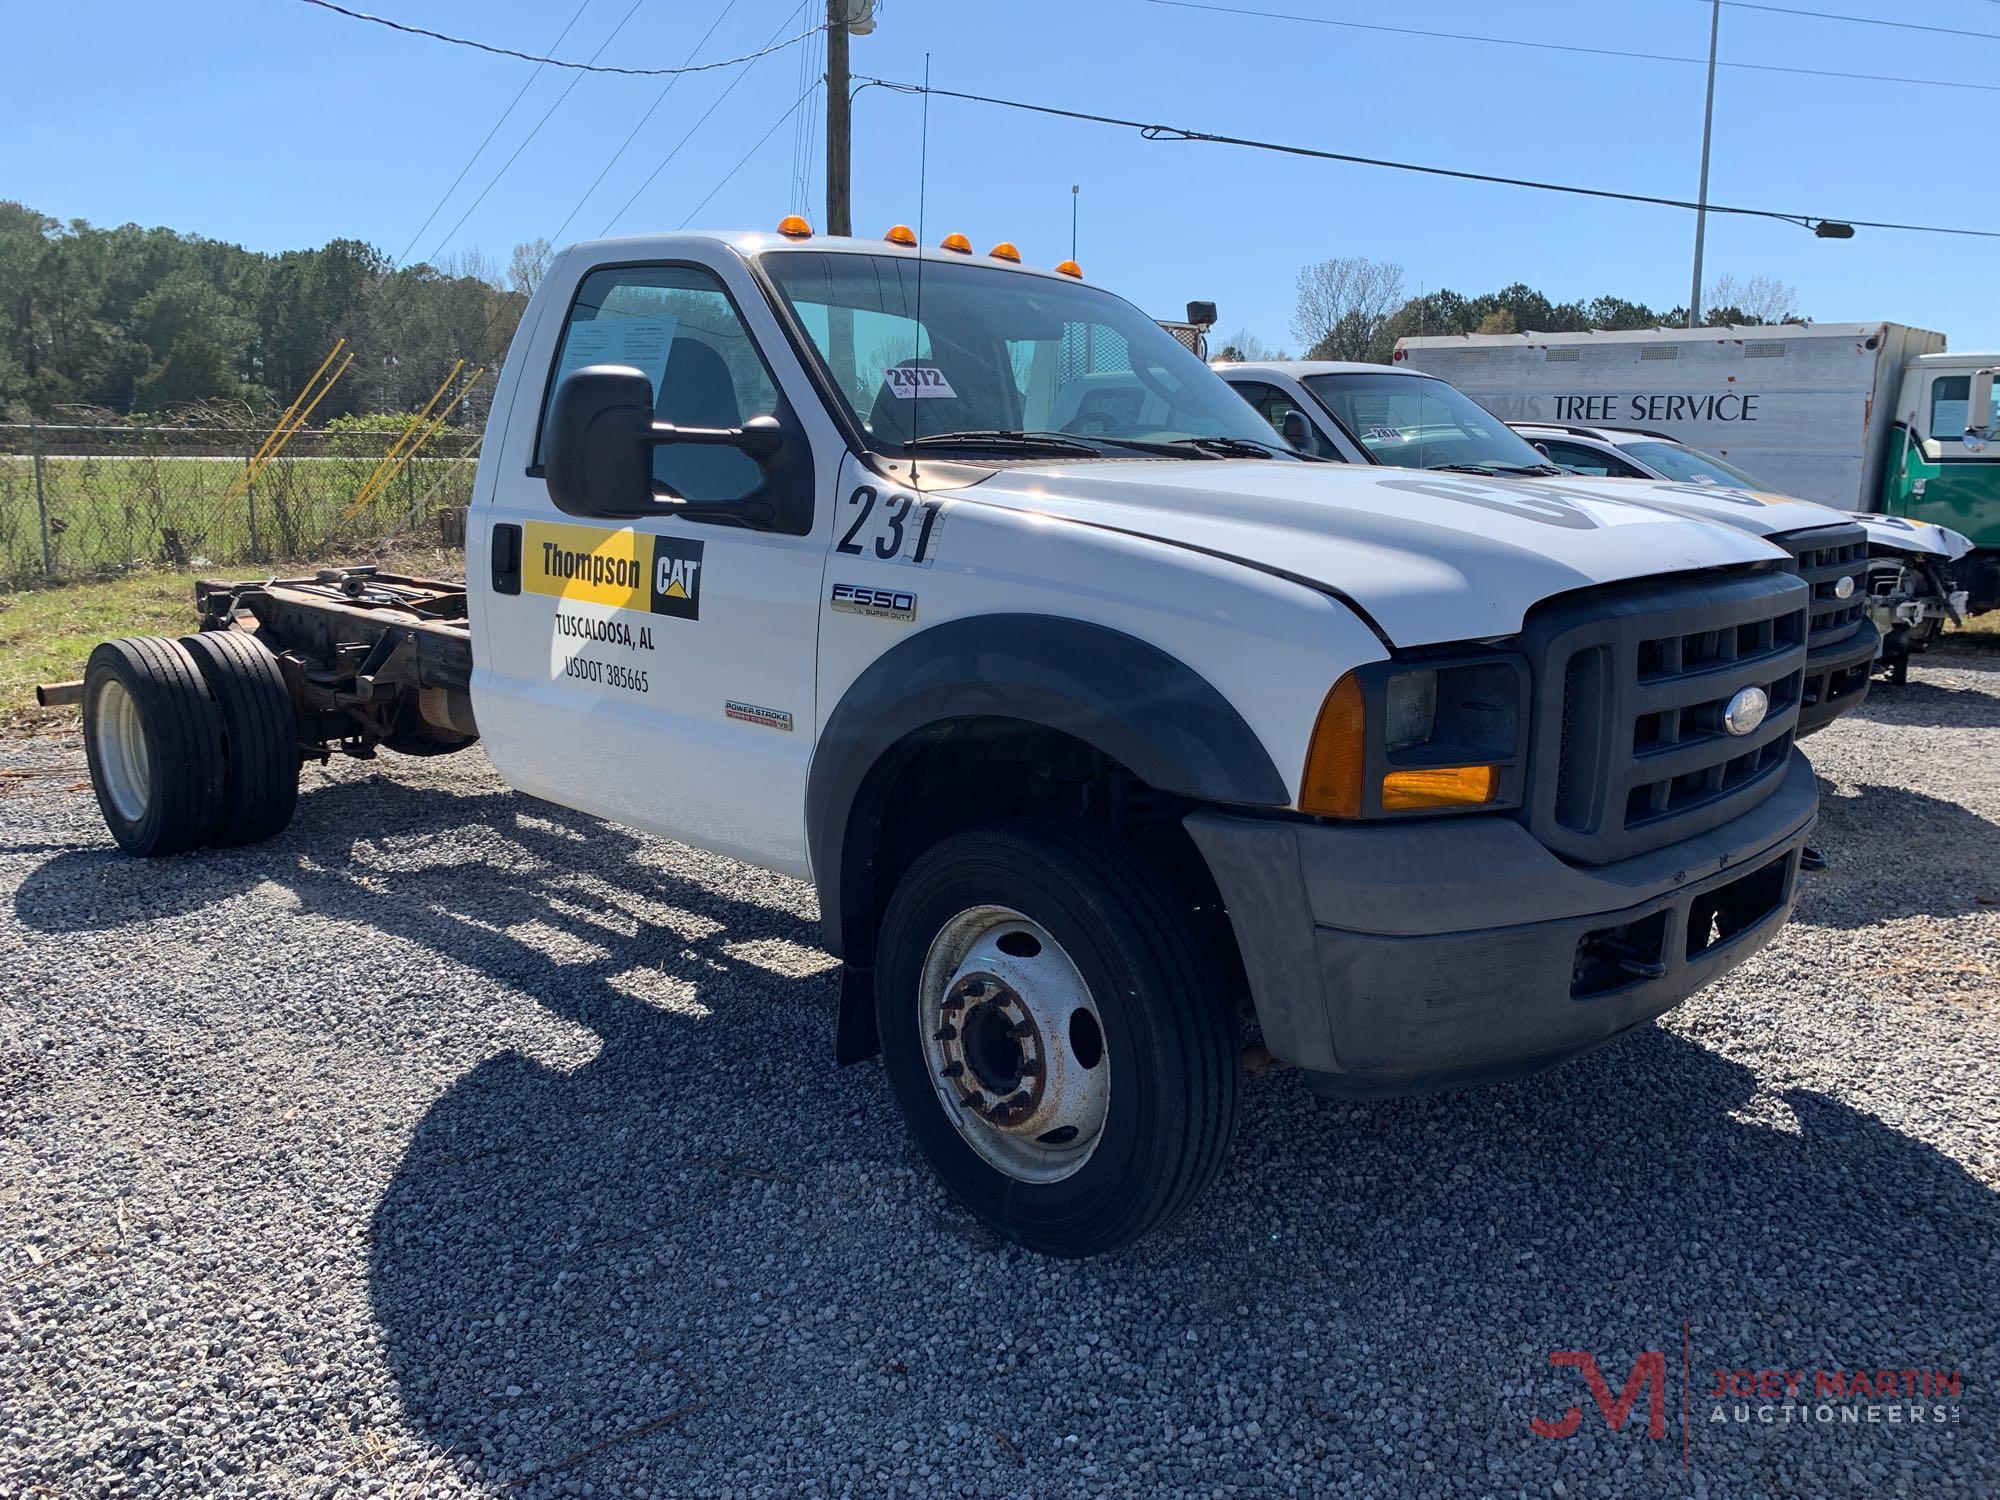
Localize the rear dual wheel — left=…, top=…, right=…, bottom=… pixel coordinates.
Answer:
left=82, top=633, right=298, bottom=857
left=876, top=818, right=1240, bottom=1257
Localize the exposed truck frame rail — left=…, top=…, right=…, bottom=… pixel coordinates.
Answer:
left=192, top=567, right=480, bottom=757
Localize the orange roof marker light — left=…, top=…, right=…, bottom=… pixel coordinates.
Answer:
left=1054, top=259, right=1084, bottom=278
left=987, top=241, right=1022, bottom=262
left=884, top=224, right=918, bottom=246
left=776, top=215, right=813, bottom=238
left=939, top=232, right=973, bottom=253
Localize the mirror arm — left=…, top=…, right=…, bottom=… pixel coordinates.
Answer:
left=641, top=416, right=784, bottom=457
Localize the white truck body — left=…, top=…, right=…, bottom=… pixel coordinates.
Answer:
left=69, top=230, right=1826, bottom=1254
left=1392, top=322, right=1943, bottom=510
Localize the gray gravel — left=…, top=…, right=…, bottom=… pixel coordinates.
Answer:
left=4, top=652, right=1997, bottom=1498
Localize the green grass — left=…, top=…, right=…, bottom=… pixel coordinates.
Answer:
left=1939, top=613, right=2000, bottom=653
left=1, top=542, right=466, bottom=733
left=0, top=451, right=473, bottom=587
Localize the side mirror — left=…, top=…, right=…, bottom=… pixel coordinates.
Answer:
left=1966, top=367, right=1994, bottom=452
left=1185, top=300, right=1218, bottom=330
left=543, top=364, right=783, bottom=522
left=1279, top=407, right=1313, bottom=452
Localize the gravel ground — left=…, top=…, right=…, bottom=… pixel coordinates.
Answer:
left=3, top=653, right=1997, bottom=1499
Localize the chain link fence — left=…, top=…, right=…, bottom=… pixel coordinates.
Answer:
left=0, top=425, right=478, bottom=586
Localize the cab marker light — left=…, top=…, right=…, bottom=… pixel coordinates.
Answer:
left=987, top=241, right=1021, bottom=262
left=1054, top=259, right=1083, bottom=278
left=940, top=232, right=973, bottom=253
left=885, top=224, right=917, bottom=246
left=776, top=215, right=813, bottom=238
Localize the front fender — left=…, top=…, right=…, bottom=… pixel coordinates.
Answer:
left=805, top=612, right=1288, bottom=961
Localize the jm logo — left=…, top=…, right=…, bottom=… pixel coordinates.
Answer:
left=1530, top=1351, right=1668, bottom=1440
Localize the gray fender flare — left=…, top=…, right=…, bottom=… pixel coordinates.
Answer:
left=807, top=612, right=1289, bottom=979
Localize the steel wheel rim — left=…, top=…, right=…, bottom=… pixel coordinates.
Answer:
left=94, top=679, right=150, bottom=824
left=918, top=904, right=1110, bottom=1185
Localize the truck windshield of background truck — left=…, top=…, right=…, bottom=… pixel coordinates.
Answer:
left=1302, top=372, right=1555, bottom=475
left=1616, top=441, right=1772, bottom=489
left=763, top=252, right=1293, bottom=458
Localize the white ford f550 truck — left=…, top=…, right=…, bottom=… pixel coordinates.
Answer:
left=53, top=228, right=1821, bottom=1255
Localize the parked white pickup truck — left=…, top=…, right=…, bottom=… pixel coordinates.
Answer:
left=53, top=227, right=1821, bottom=1255
left=1216, top=360, right=1886, bottom=732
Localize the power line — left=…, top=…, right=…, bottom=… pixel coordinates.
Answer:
left=1143, top=0, right=2000, bottom=96
left=1693, top=0, right=2000, bottom=43
left=292, top=0, right=826, bottom=77
left=543, top=0, right=744, bottom=252
left=390, top=0, right=595, bottom=271
left=599, top=6, right=806, bottom=235
left=418, top=0, right=648, bottom=272
left=679, top=80, right=824, bottom=229
left=855, top=77, right=2000, bottom=239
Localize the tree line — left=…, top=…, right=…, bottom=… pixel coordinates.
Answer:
left=1217, top=257, right=1804, bottom=365
left=0, top=201, right=555, bottom=426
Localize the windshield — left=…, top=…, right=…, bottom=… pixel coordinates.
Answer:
left=763, top=251, right=1290, bottom=456
left=1621, top=440, right=1773, bottom=489
left=1303, top=372, right=1550, bottom=472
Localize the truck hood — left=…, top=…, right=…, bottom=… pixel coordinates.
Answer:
left=1528, top=475, right=1851, bottom=539
left=947, top=459, right=1781, bottom=647
left=1845, top=511, right=1974, bottom=561
left=1532, top=474, right=1971, bottom=560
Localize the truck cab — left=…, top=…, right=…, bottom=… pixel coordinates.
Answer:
left=1884, top=353, right=2000, bottom=609
left=1216, top=359, right=1882, bottom=732
left=69, top=227, right=1824, bottom=1255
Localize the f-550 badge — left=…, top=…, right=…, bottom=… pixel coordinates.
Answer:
left=829, top=582, right=917, bottom=622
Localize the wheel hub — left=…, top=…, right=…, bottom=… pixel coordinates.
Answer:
left=919, top=907, right=1109, bottom=1184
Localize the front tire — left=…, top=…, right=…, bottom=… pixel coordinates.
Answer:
left=81, top=637, right=227, bottom=857
left=876, top=818, right=1239, bottom=1256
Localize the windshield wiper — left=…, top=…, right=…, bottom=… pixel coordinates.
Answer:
left=1492, top=462, right=1566, bottom=477
left=900, top=429, right=1107, bottom=456
left=1159, top=434, right=1306, bottom=460
left=1424, top=461, right=1499, bottom=476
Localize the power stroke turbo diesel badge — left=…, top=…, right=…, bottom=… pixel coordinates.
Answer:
left=524, top=521, right=704, bottom=620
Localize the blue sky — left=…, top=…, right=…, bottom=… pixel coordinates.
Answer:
left=6, top=0, right=1997, bottom=349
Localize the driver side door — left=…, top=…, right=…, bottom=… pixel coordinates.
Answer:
left=472, top=255, right=834, bottom=876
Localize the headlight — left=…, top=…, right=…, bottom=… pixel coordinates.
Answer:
left=1300, top=656, right=1527, bottom=819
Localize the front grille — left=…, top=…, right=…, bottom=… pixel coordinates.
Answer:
left=1771, top=524, right=1867, bottom=652
left=1521, top=570, right=1809, bottom=865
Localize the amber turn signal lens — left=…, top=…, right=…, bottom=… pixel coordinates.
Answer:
left=987, top=241, right=1022, bottom=262
left=885, top=224, right=917, bottom=246
left=776, top=214, right=813, bottom=238
left=1054, top=259, right=1084, bottom=278
left=1300, top=673, right=1367, bottom=818
left=1380, top=764, right=1500, bottom=811
left=940, top=232, right=973, bottom=253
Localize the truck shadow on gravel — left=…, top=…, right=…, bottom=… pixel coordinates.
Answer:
left=13, top=769, right=2000, bottom=1492
left=1802, top=778, right=2000, bottom=928
left=1851, top=674, right=2000, bottom=731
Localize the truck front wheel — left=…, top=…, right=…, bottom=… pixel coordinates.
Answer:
left=875, top=818, right=1239, bottom=1256
left=81, top=637, right=227, bottom=857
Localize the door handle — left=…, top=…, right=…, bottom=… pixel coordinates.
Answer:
left=491, top=523, right=522, bottom=595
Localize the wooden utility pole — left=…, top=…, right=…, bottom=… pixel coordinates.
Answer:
left=825, top=1, right=852, bottom=236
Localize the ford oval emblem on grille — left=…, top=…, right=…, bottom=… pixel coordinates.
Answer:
left=1834, top=574, right=1856, bottom=599
left=1723, top=685, right=1770, bottom=737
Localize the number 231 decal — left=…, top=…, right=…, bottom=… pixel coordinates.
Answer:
left=835, top=486, right=948, bottom=565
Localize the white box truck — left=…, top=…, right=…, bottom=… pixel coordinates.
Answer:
left=1393, top=324, right=2000, bottom=610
